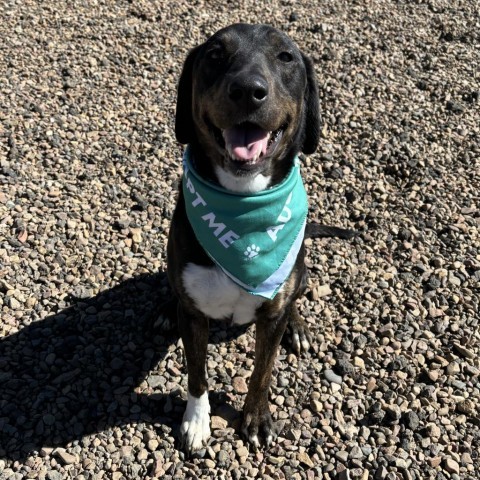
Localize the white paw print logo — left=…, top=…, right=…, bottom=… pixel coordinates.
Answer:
left=244, top=244, right=260, bottom=259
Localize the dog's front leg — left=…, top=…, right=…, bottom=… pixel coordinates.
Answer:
left=242, top=310, right=288, bottom=449
left=178, top=303, right=211, bottom=454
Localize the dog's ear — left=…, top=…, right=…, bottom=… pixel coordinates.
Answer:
left=175, top=45, right=202, bottom=144
left=301, top=53, right=321, bottom=154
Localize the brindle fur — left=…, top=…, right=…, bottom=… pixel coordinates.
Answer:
left=168, top=24, right=323, bottom=453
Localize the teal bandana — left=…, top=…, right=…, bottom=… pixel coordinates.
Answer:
left=182, top=147, right=308, bottom=299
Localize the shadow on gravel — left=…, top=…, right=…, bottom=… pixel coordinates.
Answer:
left=0, top=272, right=183, bottom=461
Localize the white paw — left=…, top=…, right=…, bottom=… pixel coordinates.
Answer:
left=181, top=391, right=211, bottom=452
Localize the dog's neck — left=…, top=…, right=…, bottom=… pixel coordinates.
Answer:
left=188, top=143, right=299, bottom=195
left=214, top=165, right=271, bottom=193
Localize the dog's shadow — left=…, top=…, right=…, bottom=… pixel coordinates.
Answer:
left=0, top=272, right=185, bottom=461
left=0, top=272, right=251, bottom=461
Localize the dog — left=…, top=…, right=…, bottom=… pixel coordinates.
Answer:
left=166, top=23, right=354, bottom=454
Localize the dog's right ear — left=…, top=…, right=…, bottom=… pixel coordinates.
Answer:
left=175, top=45, right=202, bottom=145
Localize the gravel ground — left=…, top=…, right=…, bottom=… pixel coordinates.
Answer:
left=1, top=0, right=479, bottom=479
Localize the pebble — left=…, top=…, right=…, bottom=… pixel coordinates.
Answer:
left=324, top=369, right=343, bottom=385
left=349, top=446, right=363, bottom=459
left=54, top=449, right=77, bottom=465
left=335, top=451, right=349, bottom=463
left=232, top=376, right=249, bottom=393
left=211, top=416, right=229, bottom=429
left=297, top=451, right=314, bottom=468
left=446, top=362, right=461, bottom=375
left=457, top=399, right=476, bottom=416
left=375, top=466, right=388, bottom=480
left=443, top=458, right=460, bottom=474
left=403, top=411, right=420, bottom=430
left=453, top=343, right=475, bottom=359
left=217, top=450, right=230, bottom=468
left=385, top=404, right=402, bottom=422
left=47, top=472, right=63, bottom=480
left=428, top=457, right=442, bottom=468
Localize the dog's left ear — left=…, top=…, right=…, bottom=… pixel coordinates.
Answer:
left=301, top=53, right=321, bottom=154
left=175, top=45, right=202, bottom=144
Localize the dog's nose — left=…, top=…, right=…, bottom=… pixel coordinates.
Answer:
left=228, top=75, right=269, bottom=108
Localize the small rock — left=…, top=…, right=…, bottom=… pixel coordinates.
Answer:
left=335, top=450, right=349, bottom=463
left=338, top=470, right=352, bottom=480
left=236, top=446, right=249, bottom=458
left=403, top=411, right=420, bottom=430
left=316, top=284, right=332, bottom=297
left=285, top=428, right=302, bottom=442
left=443, top=458, right=460, bottom=474
left=353, top=357, right=365, bottom=369
left=310, top=399, right=323, bottom=413
left=137, top=449, right=148, bottom=461
left=446, top=362, right=460, bottom=375
left=366, top=378, right=377, bottom=393
left=375, top=465, right=388, bottom=480
left=349, top=446, right=363, bottom=459
left=324, top=369, right=342, bottom=385
left=41, top=447, right=55, bottom=457
left=461, top=452, right=473, bottom=465
left=297, top=451, right=314, bottom=468
left=453, top=343, right=475, bottom=359
left=211, top=416, right=228, bottom=429
left=428, top=456, right=442, bottom=468
left=457, top=399, right=475, bottom=415
left=54, top=448, right=77, bottom=465
left=147, top=439, right=159, bottom=451
left=43, top=414, right=56, bottom=426
left=147, top=375, right=165, bottom=388
left=47, top=472, right=63, bottom=480
left=335, top=357, right=355, bottom=376
left=232, top=376, right=249, bottom=394
left=451, top=379, right=466, bottom=390
left=426, top=423, right=441, bottom=438
left=217, top=450, right=230, bottom=468
left=130, top=227, right=142, bottom=243
left=385, top=404, right=402, bottom=422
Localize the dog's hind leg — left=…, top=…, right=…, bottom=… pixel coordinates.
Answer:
left=151, top=297, right=178, bottom=333
left=283, top=267, right=312, bottom=355
left=242, top=310, right=288, bottom=449
left=286, top=302, right=313, bottom=355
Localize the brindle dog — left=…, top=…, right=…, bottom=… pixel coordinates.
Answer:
left=167, top=23, right=351, bottom=454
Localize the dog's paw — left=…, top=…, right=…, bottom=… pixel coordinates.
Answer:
left=288, top=317, right=312, bottom=355
left=241, top=408, right=279, bottom=451
left=153, top=312, right=176, bottom=332
left=180, top=391, right=211, bottom=454
left=152, top=298, right=177, bottom=333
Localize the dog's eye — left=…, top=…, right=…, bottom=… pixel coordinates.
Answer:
left=278, top=51, right=294, bottom=63
left=206, top=48, right=224, bottom=63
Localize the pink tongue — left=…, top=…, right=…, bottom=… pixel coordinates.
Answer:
left=223, top=125, right=269, bottom=161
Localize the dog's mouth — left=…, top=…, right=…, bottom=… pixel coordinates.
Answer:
left=211, top=121, right=286, bottom=171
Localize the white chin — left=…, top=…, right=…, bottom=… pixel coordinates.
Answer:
left=215, top=165, right=271, bottom=193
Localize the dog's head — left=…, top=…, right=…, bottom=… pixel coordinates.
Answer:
left=175, top=23, right=320, bottom=192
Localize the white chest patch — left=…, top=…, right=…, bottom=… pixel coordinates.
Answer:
left=182, top=263, right=265, bottom=325
left=215, top=165, right=271, bottom=193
